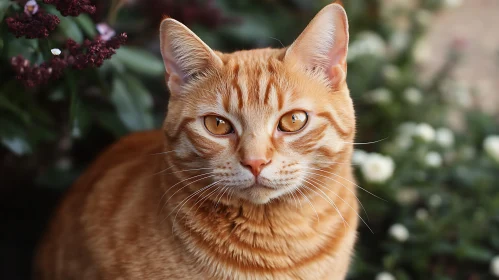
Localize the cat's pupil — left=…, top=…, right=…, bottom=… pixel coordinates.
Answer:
left=216, top=118, right=222, bottom=127
left=292, top=114, right=297, bottom=123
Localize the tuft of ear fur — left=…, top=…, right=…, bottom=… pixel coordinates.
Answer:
left=159, top=18, right=223, bottom=94
left=285, top=4, right=349, bottom=87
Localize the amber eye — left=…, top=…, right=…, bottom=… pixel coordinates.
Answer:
left=204, top=115, right=234, bottom=135
left=278, top=110, right=308, bottom=132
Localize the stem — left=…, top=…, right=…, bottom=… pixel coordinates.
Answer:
left=107, top=0, right=125, bottom=25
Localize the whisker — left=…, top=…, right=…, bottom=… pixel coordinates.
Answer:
left=290, top=191, right=300, bottom=209
left=164, top=174, right=216, bottom=206
left=190, top=183, right=225, bottom=222
left=268, top=36, right=285, bottom=48
left=301, top=183, right=348, bottom=229
left=148, top=150, right=177, bottom=156
left=215, top=186, right=230, bottom=208
left=305, top=176, right=373, bottom=234
left=158, top=173, right=216, bottom=217
left=301, top=169, right=370, bottom=221
left=296, top=187, right=318, bottom=222
left=169, top=180, right=223, bottom=232
left=305, top=167, right=387, bottom=202
left=339, top=137, right=388, bottom=145
left=301, top=179, right=348, bottom=228
left=311, top=160, right=361, bottom=166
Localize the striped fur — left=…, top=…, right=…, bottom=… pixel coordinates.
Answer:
left=34, top=4, right=359, bottom=279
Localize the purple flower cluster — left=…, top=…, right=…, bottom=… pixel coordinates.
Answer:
left=11, top=56, right=67, bottom=88
left=11, top=33, right=127, bottom=87
left=67, top=33, right=128, bottom=69
left=43, top=0, right=96, bottom=17
left=6, top=11, right=60, bottom=39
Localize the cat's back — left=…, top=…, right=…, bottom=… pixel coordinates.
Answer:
left=34, top=130, right=193, bottom=279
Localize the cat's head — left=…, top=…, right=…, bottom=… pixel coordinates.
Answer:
left=160, top=4, right=355, bottom=204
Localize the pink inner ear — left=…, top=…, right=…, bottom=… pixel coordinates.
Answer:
left=328, top=65, right=346, bottom=87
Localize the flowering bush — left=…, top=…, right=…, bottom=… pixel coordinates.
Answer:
left=1, top=0, right=499, bottom=279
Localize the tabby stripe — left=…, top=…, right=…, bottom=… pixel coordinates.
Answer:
left=317, top=112, right=350, bottom=138
left=231, top=64, right=244, bottom=109
left=263, top=76, right=274, bottom=105
left=166, top=117, right=196, bottom=142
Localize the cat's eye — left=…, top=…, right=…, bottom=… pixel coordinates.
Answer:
left=204, top=115, right=234, bottom=135
left=278, top=110, right=308, bottom=132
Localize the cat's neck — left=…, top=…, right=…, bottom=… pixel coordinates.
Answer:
left=161, top=161, right=358, bottom=278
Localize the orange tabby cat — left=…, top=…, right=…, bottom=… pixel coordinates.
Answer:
left=34, top=3, right=359, bottom=279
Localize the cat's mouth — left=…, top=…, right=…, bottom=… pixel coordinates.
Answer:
left=243, top=183, right=275, bottom=191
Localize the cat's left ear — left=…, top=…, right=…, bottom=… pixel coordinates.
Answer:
left=285, top=4, right=349, bottom=87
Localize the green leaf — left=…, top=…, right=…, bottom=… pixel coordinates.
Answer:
left=74, top=14, right=97, bottom=37
left=0, top=119, right=32, bottom=155
left=113, top=47, right=164, bottom=77
left=94, top=111, right=128, bottom=137
left=45, top=6, right=83, bottom=43
left=0, top=1, right=12, bottom=22
left=457, top=244, right=494, bottom=262
left=110, top=76, right=154, bottom=132
left=6, top=36, right=39, bottom=59
left=0, top=95, right=30, bottom=124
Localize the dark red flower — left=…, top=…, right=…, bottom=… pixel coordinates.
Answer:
left=67, top=33, right=127, bottom=69
left=43, top=0, right=96, bottom=17
left=10, top=55, right=67, bottom=87
left=5, top=11, right=60, bottom=39
left=10, top=33, right=127, bottom=87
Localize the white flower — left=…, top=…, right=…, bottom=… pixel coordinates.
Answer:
left=415, top=208, right=429, bottom=221
left=435, top=128, right=455, bottom=148
left=369, top=88, right=392, bottom=104
left=382, top=65, right=401, bottom=82
left=389, top=31, right=410, bottom=54
left=413, top=40, right=431, bottom=64
left=352, top=150, right=368, bottom=165
left=429, top=194, right=442, bottom=208
left=484, top=135, right=499, bottom=163
left=415, top=123, right=435, bottom=142
left=425, top=151, right=442, bottom=168
left=389, top=223, right=409, bottom=242
left=444, top=0, right=463, bottom=8
left=348, top=32, right=386, bottom=61
left=396, top=188, right=419, bottom=205
left=361, top=153, right=395, bottom=184
left=375, top=271, right=396, bottom=280
left=491, top=256, right=499, bottom=277
left=403, top=87, right=423, bottom=105
left=51, top=48, right=62, bottom=56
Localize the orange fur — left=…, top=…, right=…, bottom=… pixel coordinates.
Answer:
left=35, top=4, right=359, bottom=279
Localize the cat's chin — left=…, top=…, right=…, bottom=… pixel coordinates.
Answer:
left=239, top=184, right=283, bottom=205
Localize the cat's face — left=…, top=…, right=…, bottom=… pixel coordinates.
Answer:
left=161, top=4, right=354, bottom=204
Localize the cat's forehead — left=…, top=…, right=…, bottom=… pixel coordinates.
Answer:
left=219, top=48, right=286, bottom=73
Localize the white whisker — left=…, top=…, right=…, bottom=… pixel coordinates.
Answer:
left=339, top=137, right=388, bottom=145
left=305, top=175, right=373, bottom=234
left=296, top=187, right=318, bottom=222
left=301, top=169, right=370, bottom=221
left=301, top=183, right=348, bottom=229
left=306, top=167, right=386, bottom=202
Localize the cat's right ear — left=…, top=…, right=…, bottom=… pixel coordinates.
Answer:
left=160, top=18, right=223, bottom=94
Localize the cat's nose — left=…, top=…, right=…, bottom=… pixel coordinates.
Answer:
left=240, top=158, right=271, bottom=177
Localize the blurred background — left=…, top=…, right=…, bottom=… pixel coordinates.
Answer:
left=1, top=0, right=499, bottom=279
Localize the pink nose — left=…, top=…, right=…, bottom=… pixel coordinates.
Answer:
left=241, top=158, right=271, bottom=176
